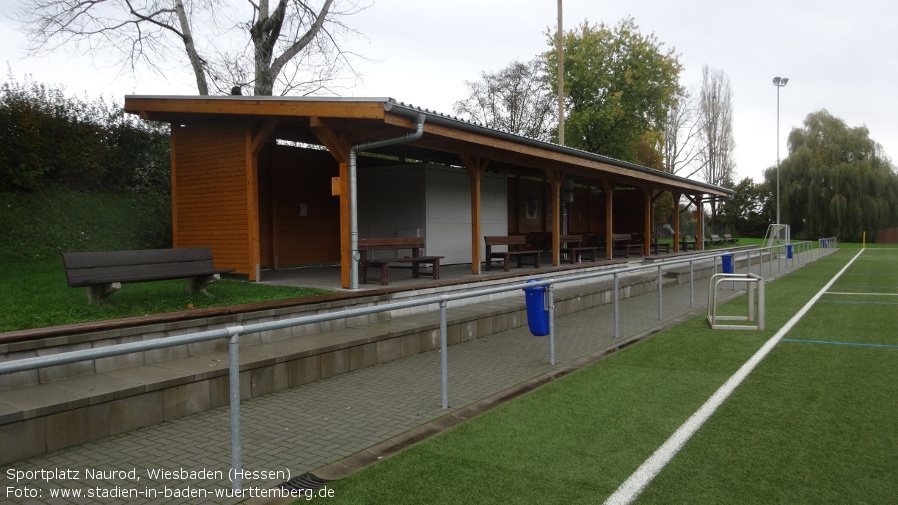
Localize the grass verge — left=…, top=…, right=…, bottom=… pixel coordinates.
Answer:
left=1, top=260, right=330, bottom=332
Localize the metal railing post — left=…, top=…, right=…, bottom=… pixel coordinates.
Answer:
left=227, top=327, right=243, bottom=491
left=548, top=283, right=556, bottom=365
left=440, top=299, right=449, bottom=409
left=613, top=272, right=620, bottom=339
left=657, top=265, right=663, bottom=321
left=689, top=260, right=695, bottom=308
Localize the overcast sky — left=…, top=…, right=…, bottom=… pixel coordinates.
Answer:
left=3, top=0, right=896, bottom=185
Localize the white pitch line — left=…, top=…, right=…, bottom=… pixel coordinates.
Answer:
left=826, top=292, right=898, bottom=296
left=603, top=248, right=865, bottom=505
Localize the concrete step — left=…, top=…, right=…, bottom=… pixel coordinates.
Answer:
left=1, top=262, right=674, bottom=464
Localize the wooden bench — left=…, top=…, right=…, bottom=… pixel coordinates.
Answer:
left=679, top=235, right=697, bottom=251
left=650, top=233, right=671, bottom=254
left=484, top=236, right=541, bottom=271
left=724, top=233, right=740, bottom=244
left=357, top=237, right=443, bottom=285
left=709, top=234, right=726, bottom=245
left=560, top=234, right=599, bottom=264
left=611, top=233, right=643, bottom=258
left=63, top=247, right=235, bottom=304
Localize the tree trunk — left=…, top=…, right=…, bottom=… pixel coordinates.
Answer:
left=174, top=0, right=209, bottom=95
left=251, top=0, right=333, bottom=96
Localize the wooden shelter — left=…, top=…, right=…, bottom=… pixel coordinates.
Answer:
left=124, top=96, right=733, bottom=288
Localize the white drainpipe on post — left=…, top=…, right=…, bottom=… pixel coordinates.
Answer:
left=348, top=112, right=426, bottom=289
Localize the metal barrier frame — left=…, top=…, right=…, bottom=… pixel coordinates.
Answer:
left=706, top=273, right=766, bottom=330
left=0, top=240, right=818, bottom=488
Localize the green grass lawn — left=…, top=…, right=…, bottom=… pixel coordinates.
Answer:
left=0, top=259, right=332, bottom=332
left=299, top=247, right=898, bottom=504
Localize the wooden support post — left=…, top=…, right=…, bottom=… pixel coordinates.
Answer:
left=244, top=120, right=276, bottom=282
left=672, top=192, right=681, bottom=252
left=546, top=170, right=564, bottom=266
left=642, top=187, right=652, bottom=256
left=683, top=194, right=701, bottom=251
left=310, top=117, right=353, bottom=288
left=461, top=154, right=490, bottom=275
left=602, top=180, right=614, bottom=260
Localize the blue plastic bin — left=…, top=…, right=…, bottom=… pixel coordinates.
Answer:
left=523, top=279, right=550, bottom=336
left=721, top=254, right=734, bottom=274
left=787, top=244, right=793, bottom=258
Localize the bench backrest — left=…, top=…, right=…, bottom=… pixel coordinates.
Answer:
left=484, top=235, right=526, bottom=246
left=611, top=233, right=631, bottom=241
left=62, top=248, right=217, bottom=287
left=560, top=234, right=584, bottom=244
left=357, top=237, right=425, bottom=251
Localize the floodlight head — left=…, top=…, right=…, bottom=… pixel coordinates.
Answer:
left=773, top=76, right=789, bottom=87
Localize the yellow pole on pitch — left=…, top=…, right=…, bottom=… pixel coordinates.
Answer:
left=863, top=231, right=866, bottom=249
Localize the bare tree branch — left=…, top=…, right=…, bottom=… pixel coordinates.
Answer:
left=15, top=0, right=370, bottom=96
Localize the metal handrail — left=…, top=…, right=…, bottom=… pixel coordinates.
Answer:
left=0, top=239, right=819, bottom=489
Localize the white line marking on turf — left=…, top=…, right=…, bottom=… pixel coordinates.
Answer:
left=826, top=292, right=898, bottom=296
left=603, top=249, right=866, bottom=505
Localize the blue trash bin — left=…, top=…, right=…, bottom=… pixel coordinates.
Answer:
left=787, top=244, right=793, bottom=259
left=721, top=254, right=734, bottom=274
left=523, top=279, right=550, bottom=336
left=822, top=239, right=827, bottom=248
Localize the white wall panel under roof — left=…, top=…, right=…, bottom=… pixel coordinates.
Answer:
left=358, top=163, right=506, bottom=264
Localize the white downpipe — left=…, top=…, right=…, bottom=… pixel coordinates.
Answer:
left=348, top=113, right=426, bottom=289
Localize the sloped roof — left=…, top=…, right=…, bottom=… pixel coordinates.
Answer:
left=124, top=95, right=732, bottom=198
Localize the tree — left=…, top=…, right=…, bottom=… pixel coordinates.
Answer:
left=544, top=17, right=683, bottom=164
left=0, top=75, right=170, bottom=193
left=452, top=58, right=556, bottom=141
left=16, top=0, right=368, bottom=96
left=697, top=65, right=735, bottom=229
left=769, top=110, right=898, bottom=241
left=718, top=177, right=772, bottom=237
left=662, top=87, right=702, bottom=176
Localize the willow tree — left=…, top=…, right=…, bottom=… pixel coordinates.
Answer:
left=16, top=0, right=368, bottom=96
left=768, top=110, right=898, bottom=240
left=544, top=17, right=683, bottom=165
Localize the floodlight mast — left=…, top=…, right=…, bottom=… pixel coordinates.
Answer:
left=773, top=76, right=789, bottom=225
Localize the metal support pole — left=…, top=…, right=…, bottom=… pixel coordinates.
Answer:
left=776, top=247, right=780, bottom=274
left=548, top=284, right=556, bottom=365
left=613, top=273, right=620, bottom=339
left=228, top=330, right=242, bottom=491
left=440, top=300, right=448, bottom=409
left=657, top=265, right=663, bottom=321
left=689, top=260, right=695, bottom=308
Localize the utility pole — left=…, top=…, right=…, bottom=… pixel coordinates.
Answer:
left=557, top=0, right=564, bottom=145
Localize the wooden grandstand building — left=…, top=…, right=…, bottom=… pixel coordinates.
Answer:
left=124, top=96, right=733, bottom=288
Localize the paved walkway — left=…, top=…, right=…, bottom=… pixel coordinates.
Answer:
left=1, top=251, right=818, bottom=504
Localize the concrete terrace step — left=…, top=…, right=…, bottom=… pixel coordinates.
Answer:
left=0, top=259, right=715, bottom=464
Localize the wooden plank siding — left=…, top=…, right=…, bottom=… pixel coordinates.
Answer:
left=171, top=122, right=251, bottom=275
left=265, top=146, right=341, bottom=266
